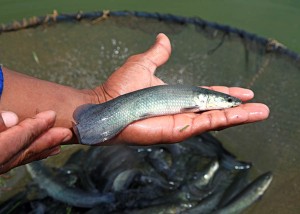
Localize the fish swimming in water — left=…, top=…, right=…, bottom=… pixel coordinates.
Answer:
left=73, top=85, right=242, bottom=145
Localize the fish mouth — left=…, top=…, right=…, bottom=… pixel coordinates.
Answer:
left=228, top=96, right=242, bottom=107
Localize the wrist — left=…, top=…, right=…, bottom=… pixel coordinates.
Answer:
left=83, top=85, right=109, bottom=104
left=79, top=87, right=105, bottom=105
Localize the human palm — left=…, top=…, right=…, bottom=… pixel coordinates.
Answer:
left=96, top=35, right=169, bottom=100
left=93, top=34, right=269, bottom=145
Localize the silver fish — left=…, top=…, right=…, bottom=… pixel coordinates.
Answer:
left=26, top=161, right=115, bottom=208
left=215, top=171, right=273, bottom=214
left=73, top=85, right=241, bottom=145
left=193, top=160, right=219, bottom=188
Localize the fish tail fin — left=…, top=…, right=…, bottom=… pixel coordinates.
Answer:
left=73, top=103, right=96, bottom=121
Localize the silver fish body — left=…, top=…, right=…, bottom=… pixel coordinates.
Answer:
left=73, top=85, right=241, bottom=145
left=26, top=161, right=115, bottom=208
left=215, top=171, right=273, bottom=214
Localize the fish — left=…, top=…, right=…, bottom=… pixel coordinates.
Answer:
left=0, top=191, right=27, bottom=214
left=125, top=202, right=195, bottom=214
left=142, top=163, right=226, bottom=207
left=112, top=169, right=141, bottom=192
left=183, top=133, right=252, bottom=170
left=73, top=85, right=242, bottom=145
left=191, top=160, right=219, bottom=188
left=184, top=191, right=225, bottom=214
left=181, top=160, right=220, bottom=201
left=146, top=148, right=173, bottom=178
left=26, top=161, right=115, bottom=208
left=218, top=170, right=250, bottom=208
left=214, top=171, right=273, bottom=214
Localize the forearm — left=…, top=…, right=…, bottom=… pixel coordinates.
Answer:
left=1, top=67, right=97, bottom=129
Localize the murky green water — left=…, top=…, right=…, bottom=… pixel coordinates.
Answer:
left=1, top=0, right=300, bottom=53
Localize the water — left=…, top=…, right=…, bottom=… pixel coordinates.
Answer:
left=1, top=0, right=300, bottom=52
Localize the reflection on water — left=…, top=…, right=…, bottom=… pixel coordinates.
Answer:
left=0, top=14, right=299, bottom=213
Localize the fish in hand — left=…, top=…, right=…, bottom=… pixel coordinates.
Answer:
left=73, top=85, right=241, bottom=145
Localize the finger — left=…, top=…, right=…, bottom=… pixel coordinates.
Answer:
left=193, top=103, right=270, bottom=132
left=0, top=146, right=61, bottom=174
left=0, top=111, right=56, bottom=163
left=0, top=111, right=19, bottom=131
left=125, top=33, right=171, bottom=74
left=145, top=33, right=172, bottom=71
left=0, top=126, right=71, bottom=174
left=19, top=127, right=71, bottom=159
left=203, top=86, right=254, bottom=101
left=22, top=146, right=61, bottom=165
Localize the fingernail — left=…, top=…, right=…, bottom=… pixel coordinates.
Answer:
left=1, top=111, right=19, bottom=127
left=49, top=146, right=61, bottom=156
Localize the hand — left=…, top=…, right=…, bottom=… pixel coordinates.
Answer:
left=0, top=110, right=72, bottom=174
left=92, top=33, right=269, bottom=145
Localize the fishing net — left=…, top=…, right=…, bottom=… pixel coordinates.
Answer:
left=0, top=11, right=299, bottom=213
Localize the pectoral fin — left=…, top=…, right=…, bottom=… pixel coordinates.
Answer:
left=180, top=106, right=200, bottom=113
left=139, top=112, right=156, bottom=119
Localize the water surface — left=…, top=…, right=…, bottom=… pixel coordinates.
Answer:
left=1, top=0, right=300, bottom=52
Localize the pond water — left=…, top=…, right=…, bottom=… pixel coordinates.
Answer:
left=1, top=0, right=300, bottom=52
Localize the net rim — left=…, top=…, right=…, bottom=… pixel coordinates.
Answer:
left=1, top=10, right=299, bottom=62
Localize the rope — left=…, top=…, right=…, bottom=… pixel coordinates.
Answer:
left=0, top=10, right=299, bottom=62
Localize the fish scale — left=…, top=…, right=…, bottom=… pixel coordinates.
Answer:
left=73, top=85, right=241, bottom=145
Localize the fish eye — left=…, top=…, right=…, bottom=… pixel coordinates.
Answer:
left=227, top=97, right=233, bottom=102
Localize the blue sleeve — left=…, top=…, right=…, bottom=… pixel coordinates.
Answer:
left=0, top=65, right=3, bottom=97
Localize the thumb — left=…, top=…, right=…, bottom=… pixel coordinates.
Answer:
left=0, top=111, right=19, bottom=129
left=125, top=33, right=172, bottom=74
left=145, top=33, right=172, bottom=71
